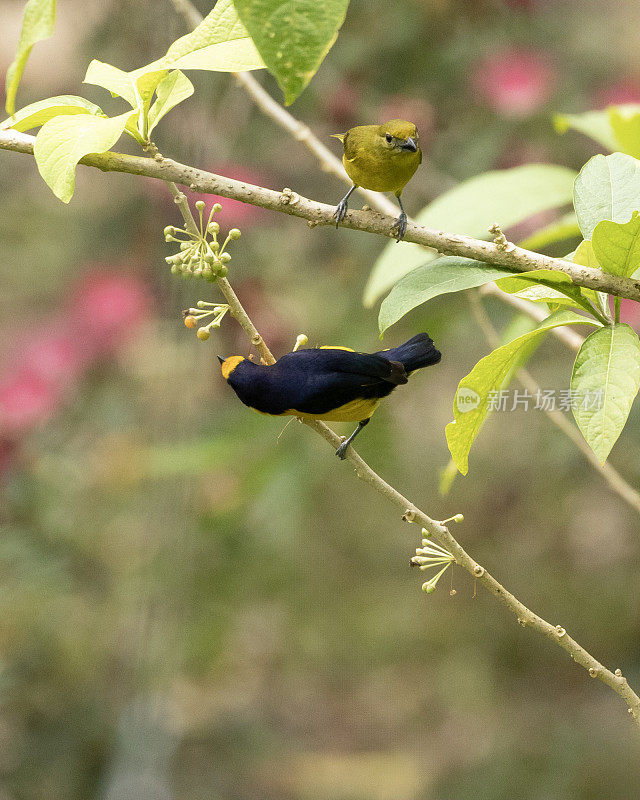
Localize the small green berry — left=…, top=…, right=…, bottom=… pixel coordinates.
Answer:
left=212, top=203, right=222, bottom=213
left=228, top=228, right=241, bottom=240
left=197, top=328, right=210, bottom=341
left=220, top=253, right=231, bottom=264
left=170, top=264, right=180, bottom=275
left=195, top=200, right=206, bottom=211
left=208, top=222, right=220, bottom=234
left=204, top=253, right=215, bottom=264
left=218, top=266, right=228, bottom=277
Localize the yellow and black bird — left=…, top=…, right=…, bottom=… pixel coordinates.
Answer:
left=332, top=119, right=422, bottom=241
left=219, top=333, right=441, bottom=459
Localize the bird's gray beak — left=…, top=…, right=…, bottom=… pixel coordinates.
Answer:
left=400, top=136, right=418, bottom=152
left=217, top=355, right=225, bottom=364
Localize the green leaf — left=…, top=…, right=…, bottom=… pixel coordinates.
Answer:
left=83, top=60, right=139, bottom=107
left=147, top=71, right=194, bottom=133
left=364, top=164, right=577, bottom=307
left=163, top=0, right=264, bottom=72
left=573, top=239, right=600, bottom=269
left=233, top=0, right=349, bottom=105
left=554, top=110, right=619, bottom=152
left=446, top=310, right=601, bottom=475
left=33, top=111, right=133, bottom=203
left=517, top=211, right=581, bottom=251
left=378, top=257, right=515, bottom=334
left=1, top=95, right=103, bottom=132
left=608, top=106, right=640, bottom=159
left=591, top=211, right=640, bottom=277
left=495, top=269, right=593, bottom=311
left=573, top=152, right=640, bottom=239
left=5, top=0, right=56, bottom=115
left=571, top=323, right=640, bottom=463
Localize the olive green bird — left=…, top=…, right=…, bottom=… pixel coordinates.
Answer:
left=332, top=119, right=422, bottom=241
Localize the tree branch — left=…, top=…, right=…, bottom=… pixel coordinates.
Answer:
left=145, top=144, right=640, bottom=729
left=3, top=128, right=640, bottom=302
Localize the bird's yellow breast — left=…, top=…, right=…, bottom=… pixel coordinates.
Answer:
left=283, top=397, right=380, bottom=423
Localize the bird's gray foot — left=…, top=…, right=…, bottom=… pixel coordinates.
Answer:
left=333, top=198, right=349, bottom=227
left=391, top=211, right=407, bottom=242
left=335, top=439, right=349, bottom=459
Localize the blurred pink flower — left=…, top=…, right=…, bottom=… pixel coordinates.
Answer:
left=19, top=326, right=88, bottom=387
left=70, top=270, right=151, bottom=350
left=592, top=80, right=640, bottom=109
left=0, top=370, right=60, bottom=434
left=377, top=94, right=435, bottom=148
left=620, top=299, right=640, bottom=330
left=471, top=48, right=557, bottom=118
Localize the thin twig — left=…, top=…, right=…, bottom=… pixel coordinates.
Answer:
left=467, top=291, right=640, bottom=515
left=3, top=129, right=640, bottom=303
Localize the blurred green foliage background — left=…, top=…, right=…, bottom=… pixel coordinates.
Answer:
left=2, top=0, right=640, bottom=797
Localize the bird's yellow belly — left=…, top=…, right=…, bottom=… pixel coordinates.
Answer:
left=343, top=154, right=418, bottom=195
left=270, top=397, right=380, bottom=422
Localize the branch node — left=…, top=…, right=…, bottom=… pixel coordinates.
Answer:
left=280, top=187, right=300, bottom=205
left=154, top=153, right=164, bottom=162
left=555, top=625, right=566, bottom=637
left=402, top=509, right=416, bottom=522
left=173, top=192, right=187, bottom=204
left=189, top=183, right=197, bottom=191
left=489, top=222, right=515, bottom=252
left=473, top=564, right=485, bottom=577
left=517, top=618, right=526, bottom=627
left=588, top=667, right=599, bottom=678
left=307, top=220, right=318, bottom=228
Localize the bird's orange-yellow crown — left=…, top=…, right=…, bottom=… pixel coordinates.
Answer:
left=377, top=119, right=418, bottom=140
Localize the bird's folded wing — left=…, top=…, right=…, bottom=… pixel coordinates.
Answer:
left=316, top=349, right=407, bottom=385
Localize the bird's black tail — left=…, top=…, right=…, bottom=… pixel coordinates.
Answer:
left=377, top=333, right=441, bottom=373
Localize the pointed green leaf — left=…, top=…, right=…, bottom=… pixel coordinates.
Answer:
left=148, top=71, right=194, bottom=133
left=84, top=60, right=138, bottom=106
left=233, top=0, right=349, bottom=105
left=446, top=310, right=601, bottom=475
left=5, top=0, right=56, bottom=115
left=591, top=211, right=640, bottom=277
left=571, top=323, right=640, bottom=463
left=163, top=0, right=264, bottom=72
left=573, top=152, right=640, bottom=239
left=554, top=110, right=618, bottom=152
left=495, top=270, right=594, bottom=311
left=1, top=95, right=103, bottom=132
left=365, top=164, right=576, bottom=307
left=608, top=106, right=640, bottom=160
left=379, top=257, right=515, bottom=334
left=33, top=111, right=133, bottom=203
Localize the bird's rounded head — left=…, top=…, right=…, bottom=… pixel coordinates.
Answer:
left=219, top=355, right=245, bottom=380
left=377, top=120, right=419, bottom=153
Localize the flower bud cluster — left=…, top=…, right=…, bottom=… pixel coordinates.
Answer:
left=182, top=301, right=230, bottom=341
left=411, top=530, right=455, bottom=594
left=163, top=201, right=241, bottom=281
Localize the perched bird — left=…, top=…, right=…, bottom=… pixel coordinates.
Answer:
left=219, top=333, right=441, bottom=459
left=332, top=119, right=421, bottom=241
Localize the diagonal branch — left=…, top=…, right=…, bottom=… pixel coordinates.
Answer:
left=3, top=127, right=640, bottom=302
left=157, top=147, right=640, bottom=729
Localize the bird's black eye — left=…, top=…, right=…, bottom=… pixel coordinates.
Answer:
left=385, top=133, right=393, bottom=143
